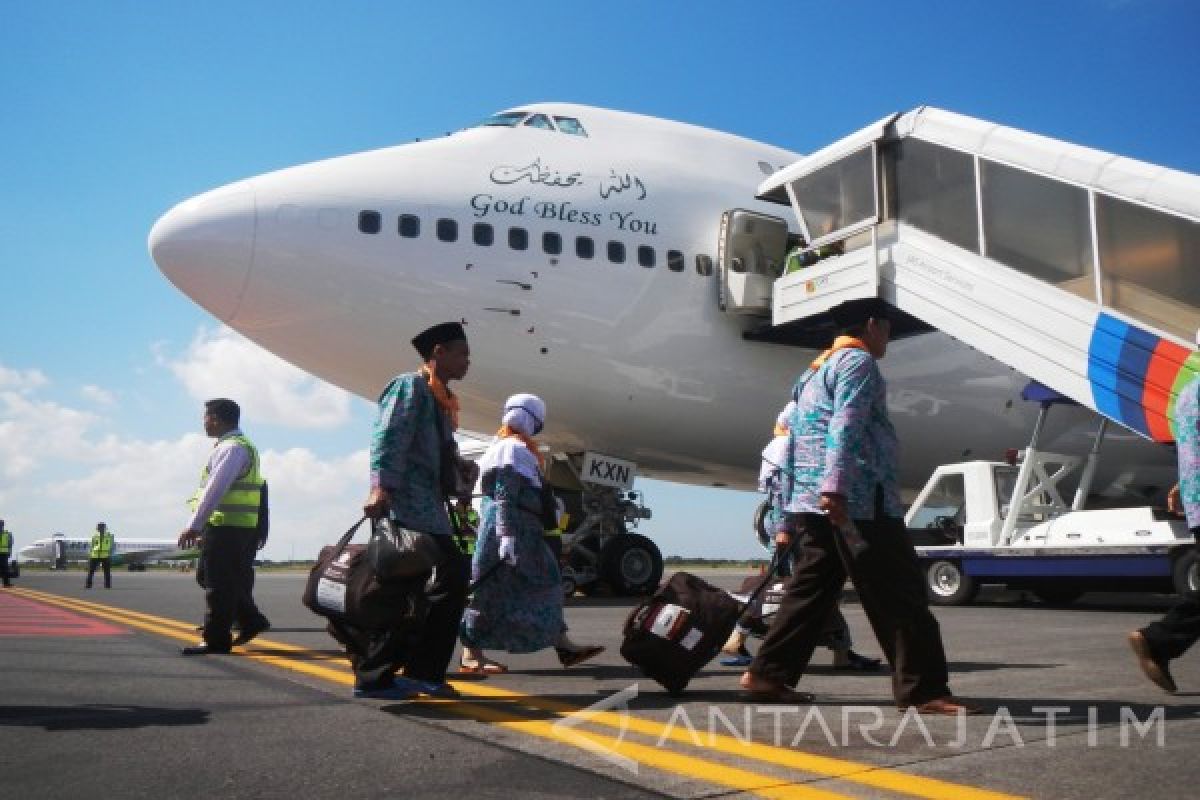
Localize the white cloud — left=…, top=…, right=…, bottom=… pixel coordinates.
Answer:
left=163, top=325, right=353, bottom=430
left=0, top=357, right=371, bottom=561
left=0, top=365, right=49, bottom=393
left=0, top=390, right=100, bottom=478
left=81, top=384, right=117, bottom=406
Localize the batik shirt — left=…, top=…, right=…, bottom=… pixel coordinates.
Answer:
left=1176, top=377, right=1200, bottom=529
left=370, top=371, right=453, bottom=536
left=780, top=347, right=903, bottom=520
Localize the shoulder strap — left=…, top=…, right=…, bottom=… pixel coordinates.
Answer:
left=332, top=517, right=368, bottom=558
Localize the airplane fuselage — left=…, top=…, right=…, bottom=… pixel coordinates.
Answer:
left=149, top=103, right=1175, bottom=496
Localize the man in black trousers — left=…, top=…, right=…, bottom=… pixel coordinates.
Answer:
left=1129, top=371, right=1200, bottom=692
left=178, top=398, right=271, bottom=655
left=740, top=299, right=976, bottom=714
left=345, top=321, right=473, bottom=700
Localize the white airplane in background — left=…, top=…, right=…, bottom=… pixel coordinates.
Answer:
left=146, top=102, right=1177, bottom=503
left=18, top=534, right=196, bottom=570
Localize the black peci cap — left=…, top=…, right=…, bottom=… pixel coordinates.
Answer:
left=832, top=298, right=891, bottom=330
left=411, top=321, right=467, bottom=359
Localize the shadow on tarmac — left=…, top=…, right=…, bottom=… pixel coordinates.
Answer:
left=0, top=705, right=210, bottom=731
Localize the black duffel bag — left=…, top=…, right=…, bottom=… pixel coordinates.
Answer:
left=302, top=517, right=429, bottom=630
left=367, top=517, right=441, bottom=580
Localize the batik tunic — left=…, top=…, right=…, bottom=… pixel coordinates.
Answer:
left=1176, top=377, right=1200, bottom=529
left=780, top=348, right=903, bottom=520
left=460, top=465, right=564, bottom=653
left=370, top=372, right=454, bottom=536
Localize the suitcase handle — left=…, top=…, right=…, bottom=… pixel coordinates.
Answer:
left=736, top=539, right=795, bottom=620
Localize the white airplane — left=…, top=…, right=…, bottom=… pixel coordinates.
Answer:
left=146, top=102, right=1178, bottom=504
left=18, top=534, right=197, bottom=570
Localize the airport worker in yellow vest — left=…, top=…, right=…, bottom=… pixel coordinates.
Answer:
left=177, top=398, right=271, bottom=655
left=0, top=519, right=13, bottom=587
left=85, top=522, right=115, bottom=589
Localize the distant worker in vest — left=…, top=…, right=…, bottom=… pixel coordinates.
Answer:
left=348, top=321, right=474, bottom=700
left=0, top=519, right=13, bottom=587
left=85, top=522, right=115, bottom=589
left=178, top=398, right=271, bottom=655
left=1130, top=366, right=1200, bottom=692
left=739, top=299, right=976, bottom=714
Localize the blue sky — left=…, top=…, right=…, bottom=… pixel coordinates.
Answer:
left=2, top=1, right=1197, bottom=559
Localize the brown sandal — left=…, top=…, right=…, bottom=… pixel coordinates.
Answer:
left=459, top=659, right=508, bottom=675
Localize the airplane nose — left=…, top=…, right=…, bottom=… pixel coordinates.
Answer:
left=148, top=181, right=256, bottom=321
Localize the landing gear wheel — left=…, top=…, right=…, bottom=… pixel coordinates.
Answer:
left=561, top=571, right=578, bottom=599
left=1032, top=587, right=1083, bottom=606
left=1173, top=550, right=1199, bottom=597
left=601, top=533, right=664, bottom=596
left=925, top=559, right=978, bottom=606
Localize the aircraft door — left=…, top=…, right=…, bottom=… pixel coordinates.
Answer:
left=718, top=210, right=789, bottom=315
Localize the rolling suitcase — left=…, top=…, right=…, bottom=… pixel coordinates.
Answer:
left=620, top=547, right=790, bottom=695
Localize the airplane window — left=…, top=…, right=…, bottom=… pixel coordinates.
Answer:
left=695, top=254, right=714, bottom=276
left=509, top=227, right=529, bottom=250
left=478, top=111, right=527, bottom=128
left=667, top=250, right=685, bottom=272
left=638, top=246, right=655, bottom=268
left=554, top=116, right=588, bottom=137
left=398, top=214, right=420, bottom=238
left=473, top=223, right=493, bottom=246
left=437, top=218, right=458, bottom=242
left=608, top=241, right=626, bottom=264
left=358, top=210, right=381, bottom=234
left=542, top=231, right=562, bottom=255
left=523, top=114, right=556, bottom=131
left=758, top=161, right=776, bottom=176
left=576, top=236, right=594, bottom=259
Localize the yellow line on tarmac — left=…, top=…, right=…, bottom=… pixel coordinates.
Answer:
left=13, top=589, right=1024, bottom=800
left=12, top=588, right=850, bottom=799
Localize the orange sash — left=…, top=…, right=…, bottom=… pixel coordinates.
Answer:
left=420, top=365, right=460, bottom=430
left=496, top=425, right=545, bottom=470
left=809, top=336, right=867, bottom=371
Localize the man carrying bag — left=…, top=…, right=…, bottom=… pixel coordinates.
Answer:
left=339, top=321, right=475, bottom=700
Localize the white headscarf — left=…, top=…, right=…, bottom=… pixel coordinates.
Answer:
left=478, top=393, right=546, bottom=485
left=758, top=401, right=796, bottom=491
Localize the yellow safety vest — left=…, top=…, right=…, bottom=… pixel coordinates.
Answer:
left=0, top=529, right=12, bottom=555
left=190, top=433, right=264, bottom=529
left=90, top=531, right=114, bottom=559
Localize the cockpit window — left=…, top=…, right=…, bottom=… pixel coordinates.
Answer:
left=478, top=111, right=527, bottom=128
left=554, top=116, right=587, bottom=137
left=523, top=114, right=555, bottom=131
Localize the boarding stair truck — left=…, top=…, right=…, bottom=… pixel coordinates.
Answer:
left=717, top=106, right=1200, bottom=597
left=905, top=384, right=1194, bottom=605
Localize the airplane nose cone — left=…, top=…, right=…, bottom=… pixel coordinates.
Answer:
left=148, top=182, right=256, bottom=321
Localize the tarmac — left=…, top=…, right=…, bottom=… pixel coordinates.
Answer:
left=3, top=569, right=1200, bottom=799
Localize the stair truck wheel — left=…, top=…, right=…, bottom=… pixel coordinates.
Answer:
left=1173, top=549, right=1199, bottom=597
left=925, top=559, right=978, bottom=606
left=601, top=533, right=664, bottom=596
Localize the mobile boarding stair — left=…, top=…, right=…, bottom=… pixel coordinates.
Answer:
left=742, top=107, right=1200, bottom=601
